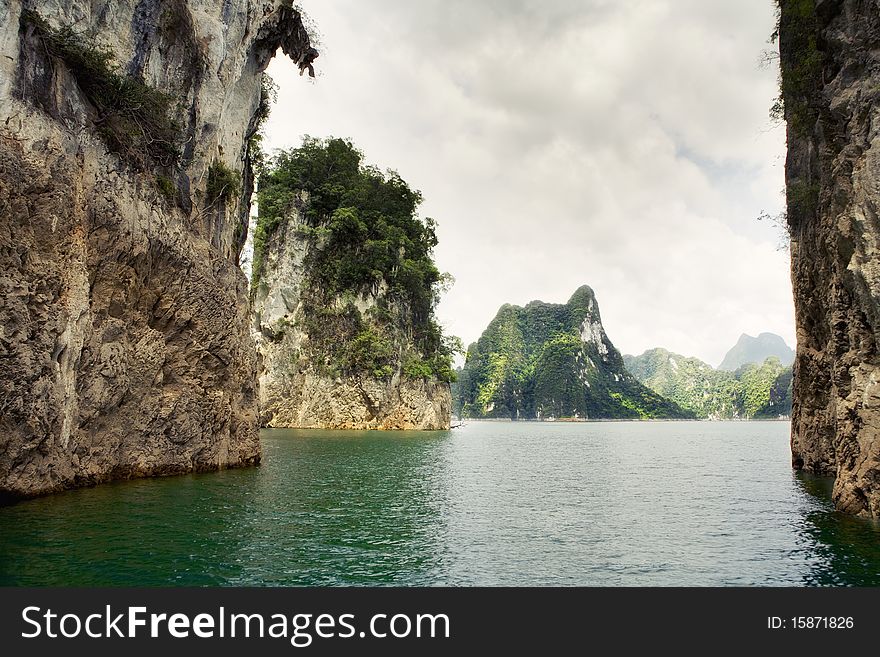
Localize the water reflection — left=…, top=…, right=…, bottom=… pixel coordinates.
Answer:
left=795, top=472, right=880, bottom=586
left=223, top=429, right=451, bottom=585
left=0, top=430, right=451, bottom=586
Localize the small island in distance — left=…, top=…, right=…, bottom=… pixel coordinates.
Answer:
left=452, top=286, right=792, bottom=422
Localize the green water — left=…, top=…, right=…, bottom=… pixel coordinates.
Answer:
left=1, top=421, right=879, bottom=586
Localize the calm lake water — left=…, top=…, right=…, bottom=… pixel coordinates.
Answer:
left=1, top=421, right=879, bottom=586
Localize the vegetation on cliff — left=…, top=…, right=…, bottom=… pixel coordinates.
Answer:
left=772, top=0, right=823, bottom=232
left=624, top=349, right=792, bottom=419
left=253, top=137, right=458, bottom=383
left=206, top=161, right=242, bottom=205
left=21, top=10, right=183, bottom=170
left=771, top=0, right=822, bottom=138
left=453, top=286, right=691, bottom=420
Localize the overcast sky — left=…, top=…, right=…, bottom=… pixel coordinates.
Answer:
left=262, top=0, right=793, bottom=367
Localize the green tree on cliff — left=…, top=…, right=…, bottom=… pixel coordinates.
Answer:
left=253, top=137, right=458, bottom=382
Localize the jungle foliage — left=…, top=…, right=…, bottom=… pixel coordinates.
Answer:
left=255, top=137, right=457, bottom=382
left=625, top=348, right=793, bottom=419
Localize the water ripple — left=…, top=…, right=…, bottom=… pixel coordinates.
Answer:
left=1, top=422, right=880, bottom=586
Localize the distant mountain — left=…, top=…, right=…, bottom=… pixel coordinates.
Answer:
left=625, top=348, right=793, bottom=419
left=453, top=286, right=692, bottom=420
left=718, top=332, right=794, bottom=371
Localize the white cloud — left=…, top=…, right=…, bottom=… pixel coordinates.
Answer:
left=263, top=0, right=793, bottom=366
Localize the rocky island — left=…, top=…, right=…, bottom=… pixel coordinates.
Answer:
left=251, top=138, right=454, bottom=430
left=454, top=286, right=691, bottom=420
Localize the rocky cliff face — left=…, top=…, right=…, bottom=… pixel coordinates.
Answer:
left=779, top=0, right=880, bottom=517
left=0, top=1, right=314, bottom=501
left=253, top=200, right=451, bottom=431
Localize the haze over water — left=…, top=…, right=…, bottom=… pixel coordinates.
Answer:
left=1, top=422, right=879, bottom=586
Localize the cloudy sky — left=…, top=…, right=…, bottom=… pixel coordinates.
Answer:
left=262, top=0, right=793, bottom=367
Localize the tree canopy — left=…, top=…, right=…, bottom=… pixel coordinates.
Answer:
left=253, top=137, right=457, bottom=382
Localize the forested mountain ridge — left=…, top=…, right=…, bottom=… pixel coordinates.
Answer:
left=624, top=348, right=792, bottom=419
left=454, top=286, right=692, bottom=420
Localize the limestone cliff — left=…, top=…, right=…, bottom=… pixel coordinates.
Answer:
left=0, top=1, right=314, bottom=501
left=251, top=138, right=453, bottom=431
left=779, top=0, right=880, bottom=517
left=455, top=286, right=692, bottom=420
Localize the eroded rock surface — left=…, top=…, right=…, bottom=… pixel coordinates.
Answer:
left=780, top=0, right=880, bottom=517
left=0, top=1, right=314, bottom=500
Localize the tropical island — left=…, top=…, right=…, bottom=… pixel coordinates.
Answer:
left=251, top=137, right=456, bottom=430
left=452, top=286, right=692, bottom=421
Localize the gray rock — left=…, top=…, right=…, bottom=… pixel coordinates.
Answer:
left=717, top=332, right=794, bottom=372
left=0, top=1, right=315, bottom=501
left=780, top=0, right=880, bottom=518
